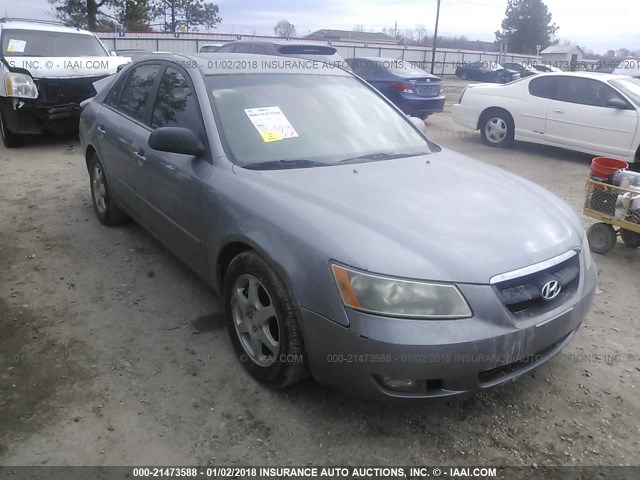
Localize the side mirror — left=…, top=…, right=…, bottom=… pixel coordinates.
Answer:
left=607, top=98, right=628, bottom=109
left=408, top=116, right=427, bottom=134
left=148, top=127, right=205, bottom=157
left=110, top=51, right=117, bottom=56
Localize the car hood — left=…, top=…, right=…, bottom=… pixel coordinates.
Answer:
left=235, top=150, right=583, bottom=284
left=5, top=56, right=131, bottom=79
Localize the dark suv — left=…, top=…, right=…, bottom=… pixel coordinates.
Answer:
left=455, top=61, right=521, bottom=83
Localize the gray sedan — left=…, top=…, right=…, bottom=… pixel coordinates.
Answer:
left=79, top=53, right=597, bottom=401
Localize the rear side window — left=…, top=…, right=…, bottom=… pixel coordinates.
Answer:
left=529, top=76, right=557, bottom=99
left=116, top=64, right=161, bottom=123
left=151, top=67, right=204, bottom=137
left=234, top=44, right=253, bottom=53
left=253, top=45, right=267, bottom=55
left=216, top=44, right=234, bottom=53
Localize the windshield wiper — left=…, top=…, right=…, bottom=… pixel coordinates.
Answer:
left=337, top=152, right=418, bottom=164
left=245, top=159, right=327, bottom=170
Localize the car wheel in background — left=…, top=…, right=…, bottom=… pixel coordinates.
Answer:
left=88, top=153, right=129, bottom=226
left=587, top=223, right=617, bottom=254
left=223, top=251, right=308, bottom=387
left=620, top=229, right=640, bottom=248
left=459, top=72, right=469, bottom=80
left=0, top=107, right=26, bottom=148
left=480, top=110, right=514, bottom=148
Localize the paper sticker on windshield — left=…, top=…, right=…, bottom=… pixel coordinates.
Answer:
left=7, top=39, right=26, bottom=53
left=244, top=106, right=298, bottom=143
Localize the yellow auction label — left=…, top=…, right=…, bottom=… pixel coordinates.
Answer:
left=260, top=131, right=283, bottom=142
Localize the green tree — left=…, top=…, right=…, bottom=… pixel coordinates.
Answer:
left=49, top=0, right=114, bottom=30
left=113, top=0, right=153, bottom=31
left=495, top=0, right=559, bottom=54
left=152, top=0, right=221, bottom=32
left=274, top=20, right=296, bottom=38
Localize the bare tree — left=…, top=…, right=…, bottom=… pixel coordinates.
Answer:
left=274, top=19, right=296, bottom=37
left=353, top=24, right=364, bottom=32
left=415, top=24, right=427, bottom=44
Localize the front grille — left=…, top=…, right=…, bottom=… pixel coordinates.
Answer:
left=35, top=76, right=106, bottom=108
left=493, top=253, right=580, bottom=318
left=415, top=84, right=440, bottom=97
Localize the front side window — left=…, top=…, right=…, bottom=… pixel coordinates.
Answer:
left=556, top=77, right=627, bottom=108
left=151, top=67, right=203, bottom=136
left=1, top=29, right=107, bottom=57
left=207, top=73, right=433, bottom=168
left=116, top=64, right=161, bottom=123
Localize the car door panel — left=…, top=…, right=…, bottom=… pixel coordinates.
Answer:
left=517, top=76, right=555, bottom=141
left=138, top=65, right=211, bottom=274
left=545, top=77, right=638, bottom=158
left=97, top=63, right=161, bottom=214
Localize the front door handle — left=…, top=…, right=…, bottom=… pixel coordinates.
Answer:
left=133, top=151, right=146, bottom=162
left=553, top=108, right=564, bottom=114
left=97, top=125, right=106, bottom=134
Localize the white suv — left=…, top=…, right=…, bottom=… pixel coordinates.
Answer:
left=0, top=18, right=130, bottom=147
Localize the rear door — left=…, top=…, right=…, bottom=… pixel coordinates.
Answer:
left=546, top=76, right=639, bottom=157
left=140, top=64, right=212, bottom=273
left=97, top=63, right=161, bottom=215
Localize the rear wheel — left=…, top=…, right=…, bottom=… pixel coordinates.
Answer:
left=88, top=153, right=128, bottom=226
left=459, top=72, right=469, bottom=80
left=620, top=229, right=640, bottom=248
left=0, top=107, right=25, bottom=148
left=587, top=223, right=617, bottom=254
left=223, top=251, right=308, bottom=387
left=480, top=110, right=514, bottom=148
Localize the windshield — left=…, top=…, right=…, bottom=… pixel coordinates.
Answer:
left=207, top=73, right=433, bottom=169
left=610, top=77, right=640, bottom=107
left=1, top=30, right=108, bottom=57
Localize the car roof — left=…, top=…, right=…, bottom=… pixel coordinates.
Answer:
left=0, top=19, right=95, bottom=35
left=221, top=40, right=332, bottom=48
left=156, top=53, right=353, bottom=76
left=538, top=71, right=633, bottom=81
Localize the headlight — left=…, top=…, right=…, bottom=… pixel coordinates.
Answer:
left=331, top=264, right=472, bottom=319
left=582, top=232, right=593, bottom=268
left=4, top=73, right=38, bottom=99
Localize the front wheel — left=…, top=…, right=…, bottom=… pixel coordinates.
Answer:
left=459, top=72, right=469, bottom=80
left=480, top=111, right=514, bottom=148
left=587, top=223, right=617, bottom=254
left=0, top=107, right=25, bottom=148
left=223, top=251, right=309, bottom=387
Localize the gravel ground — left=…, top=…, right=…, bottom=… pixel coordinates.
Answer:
left=0, top=80, right=639, bottom=467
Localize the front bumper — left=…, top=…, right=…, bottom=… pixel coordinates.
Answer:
left=300, top=262, right=597, bottom=401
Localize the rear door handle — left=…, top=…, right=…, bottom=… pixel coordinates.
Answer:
left=133, top=150, right=146, bottom=162
left=97, top=125, right=106, bottom=134
left=553, top=108, right=564, bottom=114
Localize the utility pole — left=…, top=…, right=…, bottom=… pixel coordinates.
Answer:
left=430, top=0, right=441, bottom=74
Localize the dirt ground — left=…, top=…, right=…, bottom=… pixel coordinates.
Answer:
left=0, top=80, right=639, bottom=467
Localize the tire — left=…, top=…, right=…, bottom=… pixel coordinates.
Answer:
left=620, top=229, right=640, bottom=248
left=459, top=72, right=469, bottom=80
left=0, top=106, right=25, bottom=148
left=587, top=223, right=617, bottom=254
left=88, top=153, right=129, bottom=226
left=480, top=110, right=514, bottom=148
left=223, top=251, right=309, bottom=387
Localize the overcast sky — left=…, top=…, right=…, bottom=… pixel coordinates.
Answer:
left=6, top=0, right=639, bottom=53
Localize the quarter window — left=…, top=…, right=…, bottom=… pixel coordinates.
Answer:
left=529, top=76, right=557, bottom=99
left=234, top=44, right=253, bottom=53
left=253, top=45, right=267, bottom=55
left=151, top=67, right=203, bottom=137
left=116, top=64, right=161, bottom=122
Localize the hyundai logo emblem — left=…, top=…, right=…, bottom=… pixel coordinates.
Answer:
left=541, top=280, right=561, bottom=301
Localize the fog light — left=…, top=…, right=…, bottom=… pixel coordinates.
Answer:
left=379, top=376, right=420, bottom=392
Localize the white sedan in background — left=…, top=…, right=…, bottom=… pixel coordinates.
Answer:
left=452, top=72, right=640, bottom=164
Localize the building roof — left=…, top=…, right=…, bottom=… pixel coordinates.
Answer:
left=541, top=45, right=585, bottom=55
left=304, top=29, right=396, bottom=43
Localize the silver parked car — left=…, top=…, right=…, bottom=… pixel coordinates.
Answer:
left=79, top=53, right=597, bottom=401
